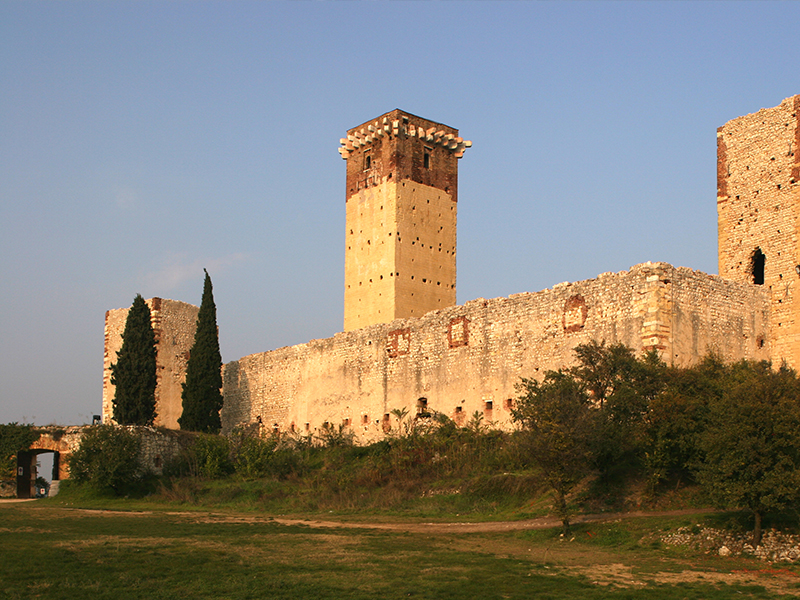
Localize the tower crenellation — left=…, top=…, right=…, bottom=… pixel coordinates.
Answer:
left=341, top=109, right=471, bottom=331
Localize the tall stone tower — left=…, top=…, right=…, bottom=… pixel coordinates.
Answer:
left=717, top=95, right=800, bottom=367
left=339, top=110, right=471, bottom=331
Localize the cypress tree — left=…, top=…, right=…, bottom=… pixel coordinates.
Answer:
left=110, top=294, right=157, bottom=426
left=179, top=270, right=224, bottom=433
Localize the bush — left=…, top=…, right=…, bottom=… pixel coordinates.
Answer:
left=68, top=426, right=144, bottom=495
left=190, top=434, right=233, bottom=479
left=0, top=423, right=38, bottom=480
left=233, top=436, right=300, bottom=480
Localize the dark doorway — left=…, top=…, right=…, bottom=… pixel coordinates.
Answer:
left=16, top=450, right=60, bottom=498
left=752, top=248, right=766, bottom=285
left=16, top=451, right=34, bottom=499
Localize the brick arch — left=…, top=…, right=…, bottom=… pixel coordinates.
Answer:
left=18, top=427, right=86, bottom=489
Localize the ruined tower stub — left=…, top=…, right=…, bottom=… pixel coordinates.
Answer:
left=339, top=110, right=471, bottom=331
left=717, top=95, right=800, bottom=367
left=103, top=298, right=199, bottom=429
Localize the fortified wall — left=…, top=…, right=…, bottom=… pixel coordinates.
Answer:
left=101, top=98, right=797, bottom=440
left=221, top=262, right=769, bottom=440
left=103, top=298, right=198, bottom=429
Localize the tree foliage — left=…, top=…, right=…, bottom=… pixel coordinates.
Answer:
left=179, top=270, right=224, bottom=433
left=68, top=425, right=143, bottom=495
left=513, top=371, right=594, bottom=533
left=695, top=360, right=800, bottom=547
left=568, top=342, right=665, bottom=476
left=513, top=341, right=800, bottom=547
left=111, top=294, right=157, bottom=426
left=0, top=423, right=38, bottom=480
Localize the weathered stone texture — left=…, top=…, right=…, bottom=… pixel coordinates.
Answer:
left=29, top=426, right=85, bottom=480
left=25, top=426, right=185, bottom=483
left=103, top=298, right=198, bottom=429
left=343, top=110, right=464, bottom=331
left=223, top=262, right=769, bottom=441
left=718, top=95, right=800, bottom=367
left=136, top=427, right=185, bottom=475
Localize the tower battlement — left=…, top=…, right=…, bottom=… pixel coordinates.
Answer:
left=341, top=110, right=471, bottom=331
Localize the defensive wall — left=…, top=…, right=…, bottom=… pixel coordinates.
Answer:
left=103, top=298, right=198, bottom=428
left=11, top=426, right=186, bottom=498
left=221, top=262, right=769, bottom=441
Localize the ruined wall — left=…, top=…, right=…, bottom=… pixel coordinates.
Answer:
left=29, top=426, right=85, bottom=481
left=136, top=427, right=186, bottom=475
left=24, top=426, right=186, bottom=485
left=223, top=262, right=769, bottom=441
left=718, top=95, right=800, bottom=367
left=103, top=298, right=198, bottom=429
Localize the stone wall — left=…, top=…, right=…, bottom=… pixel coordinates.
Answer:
left=103, top=298, right=199, bottom=429
left=25, top=425, right=186, bottom=484
left=717, top=95, right=800, bottom=367
left=29, top=426, right=85, bottom=480
left=222, top=262, right=769, bottom=441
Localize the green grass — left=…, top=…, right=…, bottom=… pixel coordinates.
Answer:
left=1, top=501, right=798, bottom=599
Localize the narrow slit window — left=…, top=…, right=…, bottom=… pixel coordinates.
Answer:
left=752, top=248, right=766, bottom=285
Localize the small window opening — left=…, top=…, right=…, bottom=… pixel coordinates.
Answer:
left=752, top=248, right=766, bottom=285
left=417, top=397, right=429, bottom=417
left=362, top=414, right=369, bottom=425
left=504, top=398, right=514, bottom=411
left=365, top=155, right=372, bottom=170
left=424, top=151, right=430, bottom=169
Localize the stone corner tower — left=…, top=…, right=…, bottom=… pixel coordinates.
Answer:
left=339, top=109, right=471, bottom=331
left=103, top=298, right=199, bottom=429
left=717, top=95, right=800, bottom=367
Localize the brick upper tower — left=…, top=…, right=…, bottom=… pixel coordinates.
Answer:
left=339, top=110, right=471, bottom=331
left=717, top=95, right=800, bottom=367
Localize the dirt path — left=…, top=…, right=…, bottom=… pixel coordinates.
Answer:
left=187, top=507, right=717, bottom=533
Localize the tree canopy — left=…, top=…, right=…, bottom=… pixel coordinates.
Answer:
left=513, top=371, right=594, bottom=533
left=110, top=294, right=157, bottom=426
left=513, top=342, right=800, bottom=547
left=695, top=360, right=800, bottom=547
left=179, top=270, right=224, bottom=433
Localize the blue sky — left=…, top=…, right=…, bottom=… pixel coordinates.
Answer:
left=2, top=1, right=799, bottom=425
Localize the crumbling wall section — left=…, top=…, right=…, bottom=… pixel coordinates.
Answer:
left=223, top=263, right=769, bottom=441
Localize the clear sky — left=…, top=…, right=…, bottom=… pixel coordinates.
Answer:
left=2, top=1, right=798, bottom=425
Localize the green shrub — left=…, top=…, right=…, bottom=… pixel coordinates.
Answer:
left=0, top=423, right=38, bottom=480
left=191, top=434, right=233, bottom=479
left=234, top=436, right=301, bottom=480
left=234, top=436, right=277, bottom=479
left=68, top=425, right=144, bottom=495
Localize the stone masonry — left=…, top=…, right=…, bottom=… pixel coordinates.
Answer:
left=342, top=110, right=471, bottom=331
left=222, top=262, right=769, bottom=441
left=103, top=98, right=796, bottom=439
left=718, top=95, right=800, bottom=368
left=103, top=298, right=198, bottom=429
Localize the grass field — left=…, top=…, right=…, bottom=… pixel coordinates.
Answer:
left=2, top=495, right=799, bottom=599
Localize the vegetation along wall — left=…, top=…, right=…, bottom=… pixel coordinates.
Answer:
left=222, top=262, right=769, bottom=441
